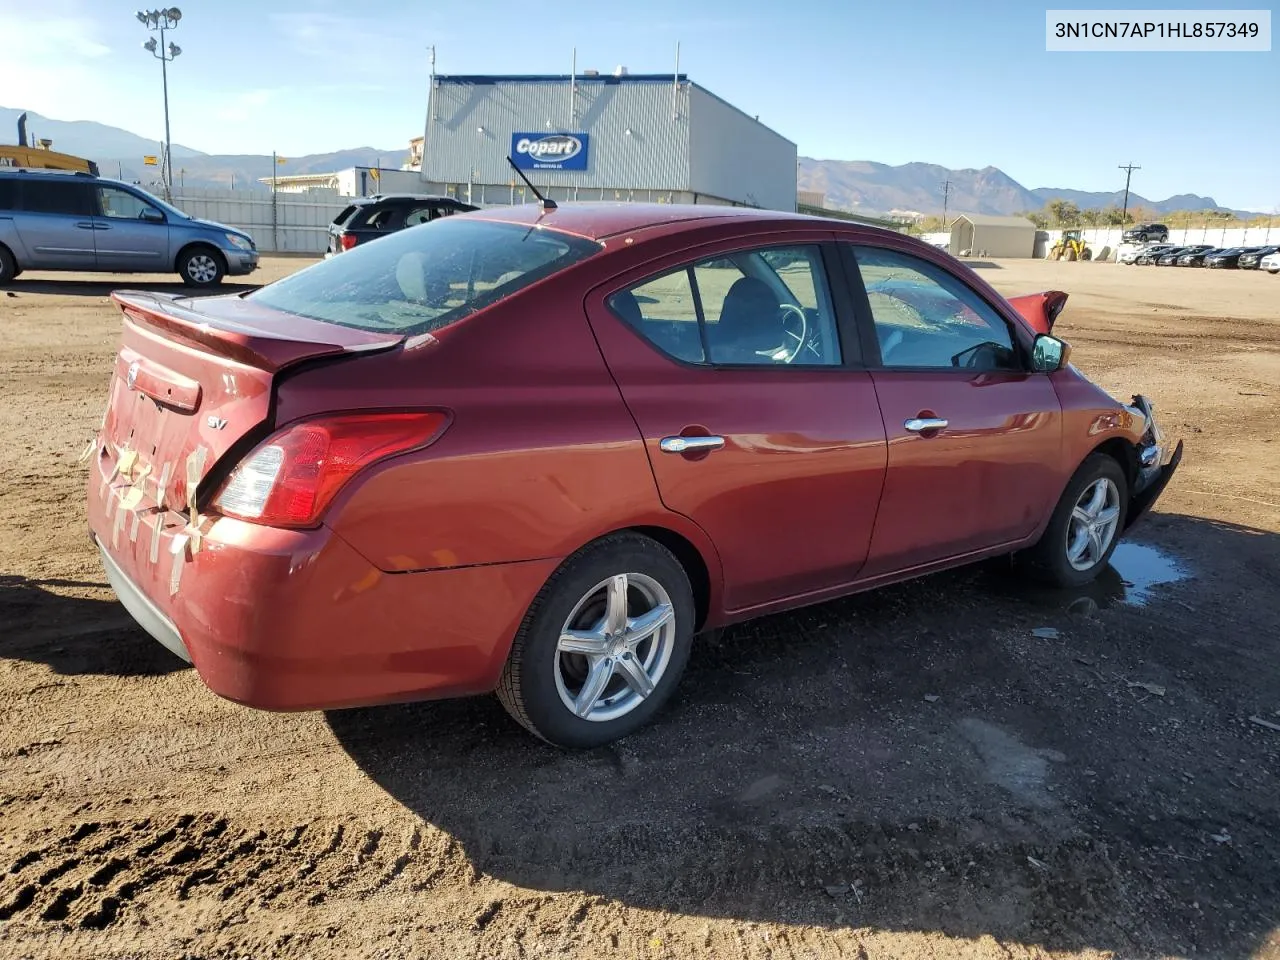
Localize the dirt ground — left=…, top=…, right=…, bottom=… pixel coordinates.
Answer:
left=1, top=255, right=1278, bottom=960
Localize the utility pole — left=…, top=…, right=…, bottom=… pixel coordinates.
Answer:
left=941, top=179, right=953, bottom=226
left=137, top=8, right=183, bottom=202
left=1118, top=162, right=1141, bottom=223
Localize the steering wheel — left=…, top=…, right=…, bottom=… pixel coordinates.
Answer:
left=755, top=303, right=809, bottom=363
left=950, top=341, right=1003, bottom=369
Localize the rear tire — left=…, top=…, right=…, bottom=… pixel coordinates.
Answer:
left=178, top=247, right=226, bottom=288
left=1015, top=454, right=1128, bottom=588
left=0, top=245, right=16, bottom=285
left=497, top=533, right=696, bottom=748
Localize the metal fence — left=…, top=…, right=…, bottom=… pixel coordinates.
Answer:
left=170, top=187, right=350, bottom=254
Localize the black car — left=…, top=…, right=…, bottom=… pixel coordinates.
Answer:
left=1136, top=245, right=1185, bottom=265
left=1123, top=222, right=1170, bottom=243
left=1203, top=247, right=1261, bottom=269
left=1238, top=246, right=1280, bottom=270
left=326, top=193, right=478, bottom=256
left=1177, top=247, right=1222, bottom=266
left=1159, top=245, right=1212, bottom=265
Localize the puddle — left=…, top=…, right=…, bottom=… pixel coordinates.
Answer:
left=978, top=542, right=1190, bottom=615
left=1109, top=542, right=1189, bottom=606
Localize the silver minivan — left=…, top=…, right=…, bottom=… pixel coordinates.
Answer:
left=0, top=170, right=258, bottom=287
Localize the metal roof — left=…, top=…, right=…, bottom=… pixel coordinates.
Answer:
left=949, top=213, right=1037, bottom=228
left=434, top=73, right=690, bottom=85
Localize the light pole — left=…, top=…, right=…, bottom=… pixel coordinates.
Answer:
left=137, top=8, right=182, bottom=201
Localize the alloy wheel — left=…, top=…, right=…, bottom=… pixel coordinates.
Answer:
left=1066, top=477, right=1121, bottom=571
left=554, top=572, right=677, bottom=723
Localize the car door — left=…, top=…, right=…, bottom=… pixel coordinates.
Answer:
left=584, top=235, right=888, bottom=613
left=91, top=184, right=171, bottom=272
left=11, top=177, right=96, bottom=268
left=839, top=241, right=1063, bottom=578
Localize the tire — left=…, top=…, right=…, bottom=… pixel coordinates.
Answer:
left=0, top=244, right=16, bottom=285
left=497, top=533, right=696, bottom=748
left=1064, top=247, right=1077, bottom=262
left=1015, top=453, right=1128, bottom=588
left=177, top=246, right=226, bottom=288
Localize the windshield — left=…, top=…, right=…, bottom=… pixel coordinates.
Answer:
left=248, top=217, right=602, bottom=335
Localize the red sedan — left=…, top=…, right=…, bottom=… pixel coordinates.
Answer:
left=85, top=203, right=1182, bottom=747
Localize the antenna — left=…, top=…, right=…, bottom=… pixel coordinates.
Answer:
left=506, top=156, right=557, bottom=210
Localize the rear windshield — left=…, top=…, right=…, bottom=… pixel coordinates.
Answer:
left=249, top=217, right=601, bottom=335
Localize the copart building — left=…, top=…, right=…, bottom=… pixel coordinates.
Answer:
left=417, top=69, right=798, bottom=212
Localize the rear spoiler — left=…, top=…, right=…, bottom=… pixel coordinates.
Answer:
left=1006, top=290, right=1068, bottom=335
left=112, top=291, right=403, bottom=372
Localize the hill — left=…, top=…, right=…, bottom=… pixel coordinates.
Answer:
left=798, top=157, right=1260, bottom=219
left=0, top=106, right=205, bottom=161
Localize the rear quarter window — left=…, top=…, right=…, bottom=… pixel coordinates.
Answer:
left=249, top=217, right=601, bottom=335
left=332, top=204, right=359, bottom=227
left=0, top=178, right=15, bottom=210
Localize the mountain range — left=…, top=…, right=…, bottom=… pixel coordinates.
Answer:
left=797, top=158, right=1259, bottom=219
left=2, top=106, right=1258, bottom=216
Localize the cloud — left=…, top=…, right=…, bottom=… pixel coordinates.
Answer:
left=0, top=15, right=110, bottom=58
left=214, top=89, right=278, bottom=123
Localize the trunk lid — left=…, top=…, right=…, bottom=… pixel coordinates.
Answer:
left=96, top=291, right=403, bottom=514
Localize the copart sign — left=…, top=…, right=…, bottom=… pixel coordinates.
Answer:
left=510, top=132, right=589, bottom=171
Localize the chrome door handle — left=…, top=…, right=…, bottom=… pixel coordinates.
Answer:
left=904, top=418, right=948, bottom=433
left=660, top=435, right=725, bottom=454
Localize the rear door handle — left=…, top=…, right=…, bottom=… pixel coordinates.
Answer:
left=660, top=435, right=725, bottom=454
left=75, top=221, right=95, bottom=229
left=904, top=418, right=948, bottom=433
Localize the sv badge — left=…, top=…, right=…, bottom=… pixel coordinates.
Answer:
left=206, top=416, right=228, bottom=430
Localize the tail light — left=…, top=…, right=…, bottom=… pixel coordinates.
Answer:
left=340, top=234, right=358, bottom=251
left=212, top=412, right=448, bottom=528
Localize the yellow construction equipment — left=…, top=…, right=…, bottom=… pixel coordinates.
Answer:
left=1047, top=230, right=1093, bottom=262
left=0, top=113, right=99, bottom=176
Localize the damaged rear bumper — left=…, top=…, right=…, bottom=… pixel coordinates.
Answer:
left=1125, top=394, right=1183, bottom=528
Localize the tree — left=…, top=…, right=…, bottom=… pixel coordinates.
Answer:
left=1101, top=205, right=1128, bottom=225
left=1018, top=209, right=1050, bottom=229
left=1080, top=208, right=1103, bottom=227
left=1046, top=199, right=1081, bottom=227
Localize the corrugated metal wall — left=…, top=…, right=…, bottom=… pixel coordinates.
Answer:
left=688, top=87, right=797, bottom=213
left=422, top=76, right=797, bottom=210
left=425, top=78, right=691, bottom=191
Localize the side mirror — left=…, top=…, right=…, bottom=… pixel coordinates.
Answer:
left=140, top=208, right=165, bottom=223
left=1031, top=333, right=1071, bottom=372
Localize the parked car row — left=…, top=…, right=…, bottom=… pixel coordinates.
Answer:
left=1120, top=241, right=1280, bottom=271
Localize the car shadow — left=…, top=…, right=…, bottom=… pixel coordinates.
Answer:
left=4, top=278, right=261, bottom=299
left=328, top=511, right=1280, bottom=958
left=0, top=573, right=189, bottom=677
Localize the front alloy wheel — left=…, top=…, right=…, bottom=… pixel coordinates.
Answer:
left=498, top=534, right=695, bottom=748
left=1066, top=477, right=1121, bottom=572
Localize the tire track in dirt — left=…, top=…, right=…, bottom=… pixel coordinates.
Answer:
left=0, top=812, right=463, bottom=932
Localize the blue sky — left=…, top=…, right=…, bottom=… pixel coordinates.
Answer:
left=2, top=0, right=1274, bottom=209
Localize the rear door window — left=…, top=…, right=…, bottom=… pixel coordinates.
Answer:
left=249, top=218, right=600, bottom=335
left=18, top=180, right=93, bottom=215
left=403, top=204, right=438, bottom=227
